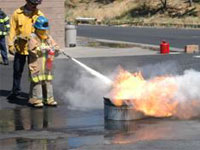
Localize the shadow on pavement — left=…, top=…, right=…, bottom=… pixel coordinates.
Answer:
left=8, top=97, right=28, bottom=106
left=0, top=90, right=29, bottom=106
left=0, top=89, right=10, bottom=97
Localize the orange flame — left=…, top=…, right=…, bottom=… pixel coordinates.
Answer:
left=110, top=68, right=178, bottom=117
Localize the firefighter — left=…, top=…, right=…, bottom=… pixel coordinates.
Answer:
left=7, top=0, right=44, bottom=99
left=0, top=9, right=10, bottom=65
left=28, top=16, right=60, bottom=107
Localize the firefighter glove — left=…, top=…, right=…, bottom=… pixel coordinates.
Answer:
left=8, top=45, right=15, bottom=55
left=36, top=47, right=42, bottom=57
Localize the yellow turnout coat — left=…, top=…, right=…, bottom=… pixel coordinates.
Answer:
left=8, top=6, right=43, bottom=55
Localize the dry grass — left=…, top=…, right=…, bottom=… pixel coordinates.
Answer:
left=66, top=0, right=136, bottom=21
left=65, top=0, right=200, bottom=26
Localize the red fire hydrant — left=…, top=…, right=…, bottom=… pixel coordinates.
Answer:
left=160, top=41, right=170, bottom=54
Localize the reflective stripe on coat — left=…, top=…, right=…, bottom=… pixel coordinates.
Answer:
left=0, top=10, right=10, bottom=36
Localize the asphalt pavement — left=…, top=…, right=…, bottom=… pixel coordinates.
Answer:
left=1, top=38, right=200, bottom=150
left=77, top=25, right=200, bottom=49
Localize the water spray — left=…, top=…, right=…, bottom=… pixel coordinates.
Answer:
left=62, top=52, right=113, bottom=85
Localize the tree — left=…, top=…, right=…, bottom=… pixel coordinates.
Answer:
left=189, top=0, right=193, bottom=6
left=160, top=0, right=167, bottom=9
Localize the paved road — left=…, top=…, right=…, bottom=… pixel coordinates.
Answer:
left=1, top=53, right=200, bottom=149
left=77, top=25, right=200, bottom=49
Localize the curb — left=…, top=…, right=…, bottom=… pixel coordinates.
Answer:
left=77, top=36, right=184, bottom=53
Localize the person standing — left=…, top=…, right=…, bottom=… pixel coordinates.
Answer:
left=8, top=0, right=44, bottom=98
left=28, top=16, right=60, bottom=107
left=0, top=8, right=10, bottom=65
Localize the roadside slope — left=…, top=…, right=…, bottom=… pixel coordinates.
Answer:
left=65, top=0, right=200, bottom=27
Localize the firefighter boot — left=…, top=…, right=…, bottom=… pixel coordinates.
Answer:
left=29, top=98, right=44, bottom=108
left=44, top=97, right=57, bottom=106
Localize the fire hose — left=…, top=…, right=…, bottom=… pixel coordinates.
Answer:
left=61, top=51, right=112, bottom=85
left=62, top=51, right=72, bottom=59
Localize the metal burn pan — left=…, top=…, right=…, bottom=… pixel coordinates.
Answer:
left=104, top=97, right=146, bottom=121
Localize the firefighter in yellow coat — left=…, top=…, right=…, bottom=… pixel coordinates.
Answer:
left=28, top=16, right=60, bottom=107
left=8, top=0, right=44, bottom=98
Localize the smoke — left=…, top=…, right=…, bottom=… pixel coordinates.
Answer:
left=134, top=61, right=200, bottom=119
left=63, top=73, right=111, bottom=110
left=109, top=63, right=200, bottom=120
left=173, top=69, right=200, bottom=119
left=54, top=58, right=200, bottom=119
left=54, top=60, right=112, bottom=110
left=139, top=61, right=179, bottom=79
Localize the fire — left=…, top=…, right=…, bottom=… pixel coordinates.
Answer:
left=110, top=68, right=178, bottom=117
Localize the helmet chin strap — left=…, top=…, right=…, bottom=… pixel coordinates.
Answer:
left=24, top=5, right=34, bottom=15
left=36, top=31, right=48, bottom=40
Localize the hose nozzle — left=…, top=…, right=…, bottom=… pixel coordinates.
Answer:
left=62, top=51, right=72, bottom=59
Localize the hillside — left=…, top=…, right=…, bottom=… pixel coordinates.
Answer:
left=65, top=0, right=200, bottom=27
